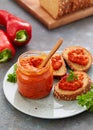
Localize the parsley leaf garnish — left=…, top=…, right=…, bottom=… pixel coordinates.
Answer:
left=66, top=70, right=78, bottom=82
left=7, top=64, right=17, bottom=83
left=77, top=84, right=93, bottom=111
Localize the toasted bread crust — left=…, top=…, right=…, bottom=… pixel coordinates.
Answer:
left=53, top=71, right=91, bottom=100
left=62, top=46, right=92, bottom=72
left=51, top=54, right=67, bottom=77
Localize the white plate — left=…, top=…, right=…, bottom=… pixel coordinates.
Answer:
left=3, top=63, right=93, bottom=119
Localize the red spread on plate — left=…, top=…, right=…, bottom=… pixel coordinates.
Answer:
left=68, top=48, right=89, bottom=65
left=59, top=73, right=84, bottom=91
left=51, top=55, right=62, bottom=70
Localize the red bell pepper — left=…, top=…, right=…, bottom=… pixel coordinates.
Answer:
left=0, top=10, right=32, bottom=46
left=0, top=30, right=15, bottom=62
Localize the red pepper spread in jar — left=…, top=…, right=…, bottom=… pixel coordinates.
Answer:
left=68, top=48, right=89, bottom=65
left=16, top=51, right=53, bottom=99
left=20, top=56, right=43, bottom=69
left=59, top=72, right=84, bottom=91
left=51, top=55, right=62, bottom=70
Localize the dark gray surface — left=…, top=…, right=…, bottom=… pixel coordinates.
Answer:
left=0, top=0, right=93, bottom=130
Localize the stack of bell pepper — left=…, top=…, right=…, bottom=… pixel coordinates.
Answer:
left=0, top=10, right=32, bottom=62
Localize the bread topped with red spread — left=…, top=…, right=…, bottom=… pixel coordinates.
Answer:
left=62, top=46, right=92, bottom=72
left=51, top=54, right=67, bottom=77
left=53, top=71, right=91, bottom=100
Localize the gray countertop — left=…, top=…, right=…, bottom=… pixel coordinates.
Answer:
left=1, top=0, right=93, bottom=130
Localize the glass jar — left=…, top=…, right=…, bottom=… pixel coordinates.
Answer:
left=16, top=51, right=53, bottom=99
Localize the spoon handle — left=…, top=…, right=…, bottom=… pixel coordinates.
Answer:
left=40, top=38, right=63, bottom=68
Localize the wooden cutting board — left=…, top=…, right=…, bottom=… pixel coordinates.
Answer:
left=15, top=0, right=93, bottom=29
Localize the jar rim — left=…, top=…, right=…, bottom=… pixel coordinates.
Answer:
left=17, top=50, right=51, bottom=75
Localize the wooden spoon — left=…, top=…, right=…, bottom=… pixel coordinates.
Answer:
left=40, top=38, right=63, bottom=68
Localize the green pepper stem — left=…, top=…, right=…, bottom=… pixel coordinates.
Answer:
left=14, top=30, right=28, bottom=42
left=0, top=49, right=12, bottom=62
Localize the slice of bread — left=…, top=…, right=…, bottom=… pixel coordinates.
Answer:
left=39, top=0, right=93, bottom=19
left=53, top=71, right=91, bottom=100
left=51, top=54, right=67, bottom=77
left=62, top=46, right=92, bottom=72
